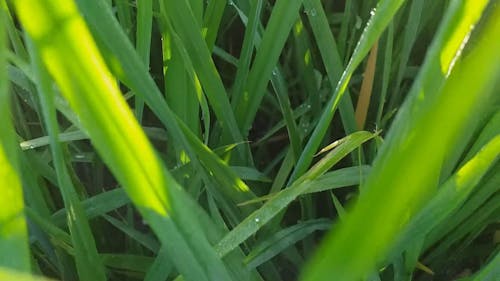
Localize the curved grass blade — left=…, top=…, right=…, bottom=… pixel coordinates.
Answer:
left=216, top=131, right=376, bottom=257
left=300, top=2, right=499, bottom=280
left=13, top=1, right=234, bottom=280
left=0, top=11, right=30, bottom=272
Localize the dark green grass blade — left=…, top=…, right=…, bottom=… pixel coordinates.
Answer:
left=29, top=39, right=107, bottom=281
left=466, top=250, right=499, bottom=281
left=233, top=0, right=304, bottom=137
left=245, top=219, right=331, bottom=269
left=0, top=9, right=30, bottom=272
left=389, top=135, right=500, bottom=261
left=303, top=0, right=357, bottom=135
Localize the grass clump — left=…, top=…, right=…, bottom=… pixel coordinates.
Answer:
left=0, top=0, right=499, bottom=280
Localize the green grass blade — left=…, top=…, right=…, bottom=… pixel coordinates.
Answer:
left=14, top=1, right=234, bottom=280
left=233, top=0, right=304, bottom=136
left=230, top=0, right=263, bottom=108
left=203, top=0, right=226, bottom=50
left=51, top=188, right=129, bottom=226
left=303, top=0, right=357, bottom=135
left=216, top=131, right=376, bottom=257
left=0, top=9, right=30, bottom=272
left=245, top=219, right=331, bottom=269
left=134, top=0, right=153, bottom=121
left=30, top=43, right=107, bottom=281
left=160, top=0, right=245, bottom=153
left=300, top=2, right=498, bottom=279
left=144, top=246, right=174, bottom=281
left=304, top=165, right=370, bottom=194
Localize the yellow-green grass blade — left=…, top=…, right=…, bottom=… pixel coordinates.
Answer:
left=233, top=0, right=304, bottom=137
left=0, top=268, right=54, bottom=281
left=389, top=135, right=500, bottom=261
left=290, top=0, right=406, bottom=183
left=29, top=37, right=107, bottom=281
left=0, top=10, right=30, bottom=272
left=75, top=0, right=257, bottom=209
left=215, top=131, right=377, bottom=257
left=300, top=2, right=499, bottom=280
left=13, top=1, right=233, bottom=280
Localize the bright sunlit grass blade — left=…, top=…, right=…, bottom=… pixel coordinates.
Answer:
left=300, top=2, right=499, bottom=280
left=14, top=1, right=234, bottom=280
left=0, top=268, right=54, bottom=281
left=75, top=0, right=256, bottom=209
left=0, top=10, right=30, bottom=272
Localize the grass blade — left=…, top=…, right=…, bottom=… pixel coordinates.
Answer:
left=300, top=2, right=498, bottom=279
left=29, top=37, right=107, bottom=281
left=233, top=0, right=304, bottom=136
left=216, top=131, right=376, bottom=257
left=0, top=9, right=30, bottom=272
left=14, top=1, right=234, bottom=280
left=290, top=0, right=406, bottom=183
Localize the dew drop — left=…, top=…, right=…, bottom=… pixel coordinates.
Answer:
left=370, top=8, right=376, bottom=16
left=254, top=217, right=260, bottom=223
left=309, top=9, right=317, bottom=17
left=29, top=145, right=35, bottom=149
left=75, top=154, right=85, bottom=159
